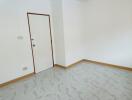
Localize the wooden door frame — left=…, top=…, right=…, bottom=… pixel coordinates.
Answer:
left=27, top=12, right=54, bottom=73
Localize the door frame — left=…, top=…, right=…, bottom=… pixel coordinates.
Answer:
left=27, top=12, right=54, bottom=73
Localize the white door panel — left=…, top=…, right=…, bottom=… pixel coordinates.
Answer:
left=28, top=14, right=53, bottom=73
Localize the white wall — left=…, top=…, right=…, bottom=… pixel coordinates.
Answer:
left=84, top=0, right=132, bottom=67
left=62, top=0, right=85, bottom=66
left=53, top=0, right=132, bottom=68
left=51, top=0, right=86, bottom=66
left=1, top=0, right=132, bottom=84
left=0, top=0, right=52, bottom=84
left=50, top=0, right=66, bottom=65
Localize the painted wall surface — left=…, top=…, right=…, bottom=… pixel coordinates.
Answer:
left=0, top=0, right=52, bottom=84
left=62, top=0, right=85, bottom=66
left=60, top=0, right=132, bottom=67
left=84, top=0, right=132, bottom=67
left=1, top=0, right=132, bottom=84
left=51, top=0, right=86, bottom=66
left=50, top=0, right=66, bottom=65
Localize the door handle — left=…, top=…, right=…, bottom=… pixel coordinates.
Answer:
left=32, top=44, right=36, bottom=47
left=31, top=38, right=34, bottom=41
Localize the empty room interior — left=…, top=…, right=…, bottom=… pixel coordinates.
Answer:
left=0, top=0, right=132, bottom=100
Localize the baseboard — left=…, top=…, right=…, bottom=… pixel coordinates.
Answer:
left=54, top=64, right=66, bottom=68
left=55, top=59, right=132, bottom=71
left=1, top=59, right=132, bottom=88
left=0, top=72, right=34, bottom=88
left=83, top=59, right=132, bottom=71
left=54, top=59, right=84, bottom=68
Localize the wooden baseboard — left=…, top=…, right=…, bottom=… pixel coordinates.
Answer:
left=54, top=64, right=66, bottom=68
left=83, top=59, right=132, bottom=71
left=54, top=59, right=84, bottom=68
left=67, top=60, right=84, bottom=68
left=1, top=59, right=132, bottom=88
left=0, top=72, right=34, bottom=88
left=55, top=59, right=132, bottom=71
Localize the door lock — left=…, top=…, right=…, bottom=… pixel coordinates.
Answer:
left=32, top=44, right=36, bottom=47
left=31, top=38, right=34, bottom=41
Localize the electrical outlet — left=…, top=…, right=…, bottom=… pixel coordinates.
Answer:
left=22, top=67, right=28, bottom=71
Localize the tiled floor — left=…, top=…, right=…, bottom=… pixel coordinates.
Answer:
left=0, top=62, right=132, bottom=100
